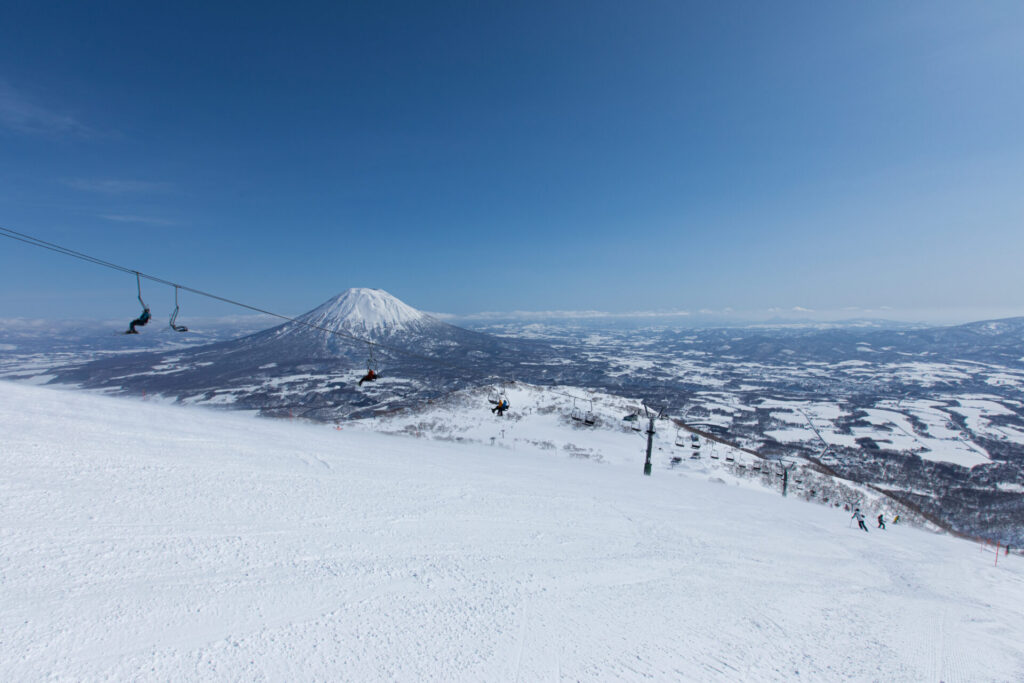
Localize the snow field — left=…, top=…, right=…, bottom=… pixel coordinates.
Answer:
left=2, top=382, right=1023, bottom=681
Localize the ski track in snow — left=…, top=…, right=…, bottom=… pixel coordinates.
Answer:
left=1, top=381, right=1023, bottom=681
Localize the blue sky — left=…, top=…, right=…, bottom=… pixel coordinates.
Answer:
left=1, top=1, right=1022, bottom=323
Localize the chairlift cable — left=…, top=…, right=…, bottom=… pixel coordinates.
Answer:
left=0, top=225, right=497, bottom=375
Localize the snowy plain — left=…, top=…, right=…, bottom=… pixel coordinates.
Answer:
left=2, top=381, right=1023, bottom=681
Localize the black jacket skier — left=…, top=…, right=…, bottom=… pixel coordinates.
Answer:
left=127, top=307, right=152, bottom=334
left=877, top=514, right=886, bottom=530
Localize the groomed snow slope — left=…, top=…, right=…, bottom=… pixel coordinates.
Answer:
left=2, top=382, right=1022, bottom=681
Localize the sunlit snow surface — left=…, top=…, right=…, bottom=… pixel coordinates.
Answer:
left=2, top=382, right=1023, bottom=681
left=298, top=287, right=426, bottom=334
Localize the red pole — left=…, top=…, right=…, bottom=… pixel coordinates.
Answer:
left=995, top=542, right=1000, bottom=567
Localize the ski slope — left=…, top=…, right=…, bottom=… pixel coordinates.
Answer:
left=2, top=381, right=1022, bottom=681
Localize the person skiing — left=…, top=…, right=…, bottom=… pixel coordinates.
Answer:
left=126, top=307, right=152, bottom=334
left=893, top=514, right=900, bottom=525
left=358, top=369, right=377, bottom=386
left=852, top=508, right=868, bottom=532
left=490, top=397, right=509, bottom=416
left=877, top=514, right=886, bottom=530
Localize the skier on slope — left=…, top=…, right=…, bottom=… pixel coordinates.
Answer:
left=893, top=515, right=900, bottom=525
left=126, top=307, right=152, bottom=334
left=852, top=508, right=869, bottom=532
left=358, top=369, right=377, bottom=386
left=877, top=514, right=886, bottom=530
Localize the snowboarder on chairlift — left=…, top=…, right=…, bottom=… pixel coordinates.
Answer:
left=126, top=307, right=152, bottom=334
left=358, top=369, right=377, bottom=386
left=490, top=398, right=509, bottom=416
left=852, top=508, right=868, bottom=532
left=877, top=514, right=886, bottom=530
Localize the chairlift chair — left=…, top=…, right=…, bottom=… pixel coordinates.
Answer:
left=487, top=382, right=510, bottom=413
left=358, top=342, right=382, bottom=386
left=583, top=399, right=596, bottom=426
left=124, top=272, right=152, bottom=335
left=169, top=285, right=188, bottom=332
left=689, top=451, right=701, bottom=460
left=675, top=429, right=687, bottom=447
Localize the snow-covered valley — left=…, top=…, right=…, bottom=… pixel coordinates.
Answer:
left=2, top=381, right=1022, bottom=681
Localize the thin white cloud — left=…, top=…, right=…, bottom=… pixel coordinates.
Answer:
left=100, top=214, right=176, bottom=226
left=0, top=81, right=93, bottom=137
left=430, top=308, right=693, bottom=321
left=432, top=304, right=997, bottom=326
left=68, top=179, right=174, bottom=194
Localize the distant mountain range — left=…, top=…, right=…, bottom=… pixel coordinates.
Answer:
left=10, top=289, right=1024, bottom=418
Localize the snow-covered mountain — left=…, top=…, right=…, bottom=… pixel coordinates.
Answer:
left=44, top=288, right=556, bottom=418
left=265, top=288, right=438, bottom=356
left=245, top=288, right=498, bottom=359
left=296, top=288, right=427, bottom=335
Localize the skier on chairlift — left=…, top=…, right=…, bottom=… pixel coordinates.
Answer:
left=490, top=397, right=509, bottom=416
left=359, top=343, right=379, bottom=386
left=126, top=307, right=151, bottom=334
left=126, top=273, right=152, bottom=334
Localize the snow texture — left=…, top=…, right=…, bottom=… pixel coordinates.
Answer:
left=2, top=381, right=1023, bottom=681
